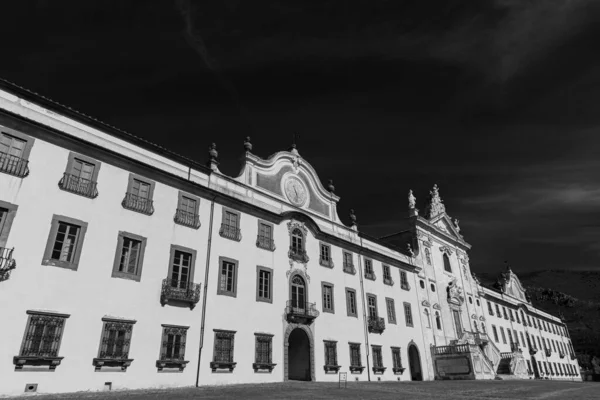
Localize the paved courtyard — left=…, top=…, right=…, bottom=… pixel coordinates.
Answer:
left=1, top=380, right=597, bottom=400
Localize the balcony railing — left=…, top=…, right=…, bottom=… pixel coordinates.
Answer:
left=510, top=342, right=521, bottom=353
left=160, top=278, right=201, bottom=310
left=174, top=209, right=200, bottom=229
left=319, top=257, right=334, bottom=268
left=364, top=271, right=376, bottom=281
left=368, top=316, right=385, bottom=334
left=288, top=248, right=309, bottom=264
left=58, top=173, right=98, bottom=198
left=383, top=277, right=394, bottom=286
left=219, top=224, right=241, bottom=241
left=343, top=262, right=356, bottom=275
left=256, top=236, right=275, bottom=251
left=432, top=344, right=474, bottom=355
left=0, top=247, right=16, bottom=282
left=121, top=193, right=154, bottom=215
left=285, top=301, right=319, bottom=324
left=0, top=151, right=29, bottom=177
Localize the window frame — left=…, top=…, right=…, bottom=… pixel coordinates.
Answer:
left=386, top=297, right=397, bottom=324
left=217, top=256, right=238, bottom=298
left=157, top=324, right=189, bottom=371
left=321, top=281, right=335, bottom=313
left=167, top=244, right=197, bottom=286
left=122, top=173, right=156, bottom=215
left=0, top=199, right=18, bottom=248
left=345, top=287, right=358, bottom=318
left=492, top=325, right=499, bottom=343
left=60, top=152, right=102, bottom=198
left=367, top=293, right=378, bottom=318
left=256, top=265, right=273, bottom=304
left=342, top=251, right=355, bottom=274
left=219, top=206, right=242, bottom=241
left=349, top=342, right=362, bottom=369
left=324, top=340, right=339, bottom=369
left=253, top=333, right=275, bottom=371
left=16, top=310, right=70, bottom=370
left=111, top=231, right=147, bottom=282
left=371, top=345, right=384, bottom=370
left=400, top=270, right=410, bottom=290
left=435, top=311, right=442, bottom=330
left=93, top=316, right=136, bottom=371
left=382, top=264, right=393, bottom=285
left=403, top=302, right=414, bottom=327
left=41, top=214, right=89, bottom=271
left=319, top=242, right=334, bottom=268
left=256, top=219, right=275, bottom=251
left=0, top=126, right=35, bottom=178
left=442, top=253, right=452, bottom=273
left=364, top=258, right=375, bottom=280
left=391, top=346, right=403, bottom=373
left=500, top=327, right=507, bottom=344
left=211, top=329, right=237, bottom=371
left=175, top=191, right=201, bottom=229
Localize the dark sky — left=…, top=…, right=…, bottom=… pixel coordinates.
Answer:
left=2, top=0, right=600, bottom=275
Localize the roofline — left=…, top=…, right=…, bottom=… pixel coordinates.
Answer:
left=0, top=77, right=212, bottom=175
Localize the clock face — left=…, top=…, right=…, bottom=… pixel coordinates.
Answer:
left=284, top=177, right=308, bottom=206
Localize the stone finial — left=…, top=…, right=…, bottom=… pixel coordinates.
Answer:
left=328, top=179, right=335, bottom=193
left=454, top=218, right=460, bottom=233
left=289, top=142, right=299, bottom=156
left=408, top=189, right=419, bottom=217
left=349, top=209, right=357, bottom=227
left=207, top=143, right=219, bottom=171
left=407, top=243, right=415, bottom=258
left=424, top=183, right=446, bottom=220
left=244, top=136, right=252, bottom=152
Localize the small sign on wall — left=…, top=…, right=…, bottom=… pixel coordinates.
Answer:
left=339, top=372, right=347, bottom=388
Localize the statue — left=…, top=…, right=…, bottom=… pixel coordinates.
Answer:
left=454, top=218, right=460, bottom=233
left=408, top=190, right=416, bottom=209
left=424, top=184, right=446, bottom=219
left=407, top=243, right=415, bottom=257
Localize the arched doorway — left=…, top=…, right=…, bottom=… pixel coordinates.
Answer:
left=288, top=328, right=311, bottom=381
left=408, top=344, right=423, bottom=381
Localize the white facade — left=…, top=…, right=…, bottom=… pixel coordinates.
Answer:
left=0, top=81, right=580, bottom=396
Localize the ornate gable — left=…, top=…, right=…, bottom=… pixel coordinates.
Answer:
left=413, top=184, right=465, bottom=243
left=234, top=140, right=342, bottom=223
left=494, top=264, right=530, bottom=303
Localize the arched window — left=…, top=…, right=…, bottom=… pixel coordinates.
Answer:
left=443, top=253, right=452, bottom=273
left=430, top=283, right=436, bottom=292
left=481, top=323, right=486, bottom=333
left=290, top=275, right=306, bottom=308
left=435, top=311, right=442, bottom=330
left=425, top=248, right=432, bottom=265
left=476, top=299, right=480, bottom=307
left=424, top=309, right=431, bottom=328
left=291, top=228, right=304, bottom=254
left=469, top=297, right=473, bottom=304
left=419, top=280, right=425, bottom=289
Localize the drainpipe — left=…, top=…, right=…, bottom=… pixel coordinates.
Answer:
left=357, top=236, right=371, bottom=382
left=196, top=194, right=217, bottom=387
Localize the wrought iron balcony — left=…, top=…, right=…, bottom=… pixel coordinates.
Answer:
left=364, top=271, right=376, bottom=281
left=510, top=342, right=521, bottom=353
left=219, top=223, right=241, bottom=241
left=0, top=247, right=16, bottom=282
left=285, top=300, right=319, bottom=324
left=256, top=236, right=275, bottom=251
left=174, top=209, right=200, bottom=229
left=288, top=248, right=309, bottom=264
left=58, top=173, right=98, bottom=198
left=160, top=278, right=201, bottom=310
left=383, top=277, right=394, bottom=286
left=121, top=192, right=154, bottom=215
left=368, top=316, right=385, bottom=334
left=343, top=262, right=356, bottom=275
left=319, top=257, right=334, bottom=268
left=545, top=348, right=551, bottom=357
left=0, top=151, right=29, bottom=177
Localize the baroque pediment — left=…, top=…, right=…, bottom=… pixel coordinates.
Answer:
left=428, top=214, right=462, bottom=241
left=494, top=267, right=530, bottom=303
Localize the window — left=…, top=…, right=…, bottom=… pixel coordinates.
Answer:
left=349, top=343, right=362, bottom=370
left=217, top=257, right=238, bottom=297
left=253, top=333, right=274, bottom=371
left=391, top=347, right=403, bottom=373
left=507, top=329, right=513, bottom=345
left=110, top=231, right=147, bottom=281
left=175, top=192, right=201, bottom=229
left=403, top=302, right=413, bottom=327
left=256, top=220, right=275, bottom=251
left=343, top=251, right=355, bottom=274
left=516, top=311, right=521, bottom=324
left=476, top=299, right=480, bottom=307
left=15, top=310, right=70, bottom=370
left=211, top=330, right=236, bottom=371
left=288, top=227, right=308, bottom=263
left=382, top=264, right=393, bottom=285
left=346, top=288, right=358, bottom=317
left=419, top=280, right=425, bottom=289
left=371, top=345, right=384, bottom=371
left=495, top=304, right=501, bottom=316
left=322, top=282, right=334, bottom=313
left=443, top=253, right=452, bottom=273
left=324, top=341, right=339, bottom=369
left=59, top=153, right=101, bottom=198
left=537, top=336, right=542, bottom=350
left=492, top=325, right=499, bottom=343
left=431, top=283, right=436, bottom=292
left=424, top=309, right=431, bottom=328
left=386, top=298, right=397, bottom=324
left=468, top=296, right=473, bottom=305
left=122, top=174, right=155, bottom=215
left=364, top=258, right=375, bottom=280
left=42, top=215, right=88, bottom=271
left=0, top=128, right=34, bottom=177
left=552, top=340, right=557, bottom=352
left=425, top=248, right=431, bottom=265
left=367, top=294, right=378, bottom=318
left=93, top=317, right=136, bottom=371
left=400, top=270, right=410, bottom=290
left=520, top=332, right=527, bottom=348
left=256, top=266, right=273, bottom=303
left=161, top=246, right=200, bottom=308
left=319, top=243, right=334, bottom=268
left=487, top=302, right=494, bottom=316
left=219, top=208, right=241, bottom=241
left=157, top=325, right=189, bottom=371
left=500, top=327, right=507, bottom=344
left=435, top=311, right=442, bottom=330
left=0, top=200, right=18, bottom=249
left=509, top=310, right=515, bottom=321
left=502, top=307, right=509, bottom=320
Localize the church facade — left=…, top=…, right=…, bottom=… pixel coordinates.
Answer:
left=0, top=79, right=581, bottom=396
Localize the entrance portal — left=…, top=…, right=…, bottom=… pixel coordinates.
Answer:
left=408, top=344, right=423, bottom=381
left=288, top=328, right=311, bottom=381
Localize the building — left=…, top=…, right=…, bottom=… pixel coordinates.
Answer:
left=0, top=79, right=581, bottom=396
